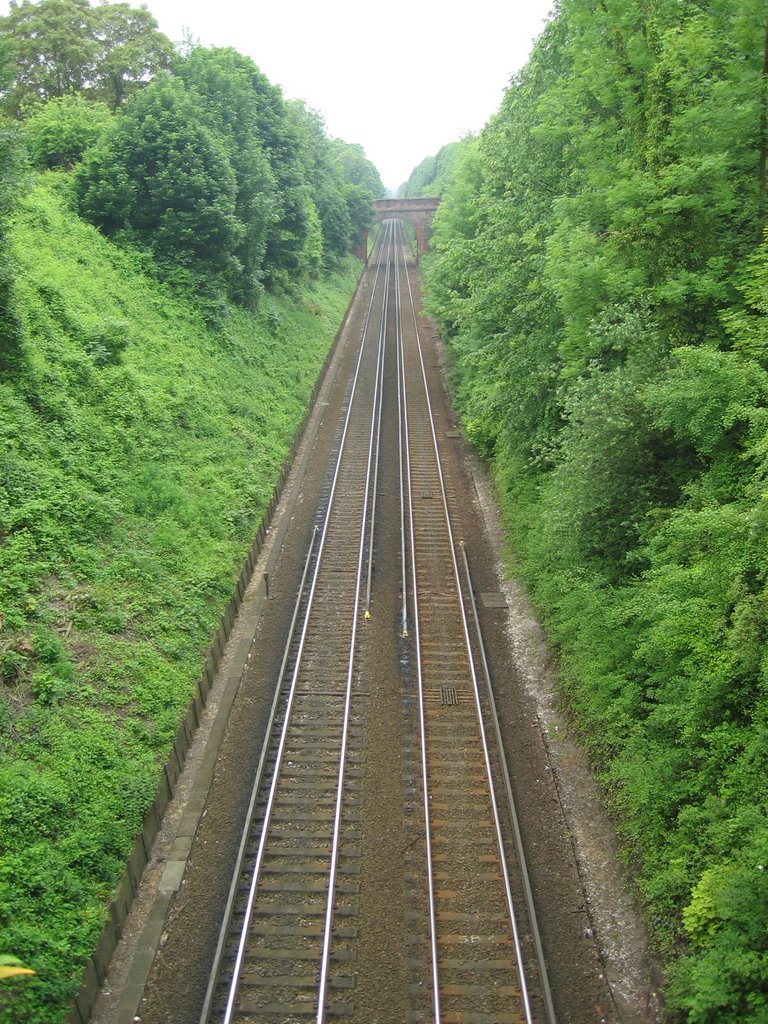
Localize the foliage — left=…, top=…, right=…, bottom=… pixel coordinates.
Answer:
left=0, top=177, right=360, bottom=1023
left=287, top=101, right=352, bottom=268
left=329, top=138, right=385, bottom=249
left=89, top=2, right=174, bottom=110
left=342, top=182, right=375, bottom=249
left=74, top=75, right=243, bottom=300
left=21, top=94, right=112, bottom=169
left=330, top=138, right=385, bottom=199
left=176, top=47, right=281, bottom=305
left=176, top=48, right=378, bottom=288
left=0, top=0, right=97, bottom=115
left=1, top=8, right=382, bottom=289
left=399, top=137, right=474, bottom=197
left=0, top=0, right=173, bottom=115
left=422, top=1, right=768, bottom=1019
left=0, top=121, right=24, bottom=370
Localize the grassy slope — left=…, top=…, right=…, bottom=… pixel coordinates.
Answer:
left=0, top=175, right=359, bottom=1022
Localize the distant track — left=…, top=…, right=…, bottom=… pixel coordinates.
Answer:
left=200, top=221, right=556, bottom=1024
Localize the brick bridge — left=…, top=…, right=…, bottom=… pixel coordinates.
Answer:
left=357, top=197, right=441, bottom=260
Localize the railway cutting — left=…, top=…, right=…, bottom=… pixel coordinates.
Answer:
left=196, top=223, right=554, bottom=1024
left=129, top=220, right=624, bottom=1024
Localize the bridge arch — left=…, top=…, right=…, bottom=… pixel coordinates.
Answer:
left=357, top=197, right=440, bottom=260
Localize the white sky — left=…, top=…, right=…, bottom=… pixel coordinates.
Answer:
left=3, top=0, right=556, bottom=190
left=135, top=0, right=555, bottom=190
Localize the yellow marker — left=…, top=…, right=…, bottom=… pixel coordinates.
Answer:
left=364, top=609, right=371, bottom=620
left=0, top=957, right=35, bottom=980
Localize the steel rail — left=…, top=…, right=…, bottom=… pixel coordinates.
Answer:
left=198, top=525, right=320, bottom=1024
left=396, top=222, right=534, bottom=1023
left=460, top=542, right=558, bottom=1024
left=213, top=220, right=394, bottom=1024
left=315, top=220, right=393, bottom=1023
left=364, top=227, right=390, bottom=615
left=393, top=220, right=442, bottom=1024
left=396, top=228, right=409, bottom=638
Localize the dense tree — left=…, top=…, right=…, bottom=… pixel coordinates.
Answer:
left=177, top=46, right=330, bottom=286
left=287, top=101, right=352, bottom=267
left=1, top=2, right=382, bottom=306
left=330, top=138, right=384, bottom=250
left=0, top=0, right=173, bottom=116
left=90, top=3, right=174, bottom=110
left=74, top=75, right=242, bottom=296
left=2, top=6, right=380, bottom=292
left=330, top=139, right=385, bottom=199
left=65, top=45, right=379, bottom=298
left=399, top=138, right=472, bottom=198
left=0, top=0, right=97, bottom=114
left=177, top=47, right=280, bottom=305
left=342, top=183, right=375, bottom=251
left=0, top=22, right=16, bottom=96
left=422, top=2, right=768, bottom=1019
left=21, top=92, right=112, bottom=168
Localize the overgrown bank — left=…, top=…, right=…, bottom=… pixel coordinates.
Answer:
left=0, top=176, right=360, bottom=1023
left=422, top=3, right=768, bottom=1022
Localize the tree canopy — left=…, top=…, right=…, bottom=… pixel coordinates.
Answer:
left=175, top=47, right=281, bottom=304
left=0, top=0, right=173, bottom=114
left=399, top=138, right=473, bottom=198
left=90, top=2, right=175, bottom=109
left=422, top=2, right=768, bottom=1020
left=74, top=75, right=243, bottom=295
left=22, top=92, right=112, bottom=168
left=0, top=1, right=384, bottom=303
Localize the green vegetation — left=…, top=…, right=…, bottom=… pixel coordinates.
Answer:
left=21, top=94, right=112, bottom=170
left=0, top=176, right=359, bottom=1023
left=75, top=74, right=245, bottom=304
left=2, top=0, right=384, bottom=305
left=0, top=3, right=381, bottom=1019
left=0, top=123, right=24, bottom=366
left=422, top=2, right=768, bottom=1021
left=0, top=0, right=174, bottom=114
left=398, top=138, right=473, bottom=198
left=70, top=50, right=381, bottom=305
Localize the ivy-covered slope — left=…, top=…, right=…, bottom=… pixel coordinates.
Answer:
left=0, top=176, right=359, bottom=1022
left=422, top=2, right=768, bottom=1021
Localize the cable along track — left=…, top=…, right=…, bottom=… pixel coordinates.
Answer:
left=201, top=221, right=555, bottom=1024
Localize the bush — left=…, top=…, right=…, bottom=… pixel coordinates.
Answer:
left=22, top=95, right=112, bottom=170
left=74, top=76, right=243, bottom=294
left=0, top=177, right=360, bottom=1022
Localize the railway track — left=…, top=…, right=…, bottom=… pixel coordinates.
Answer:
left=200, top=222, right=556, bottom=1024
